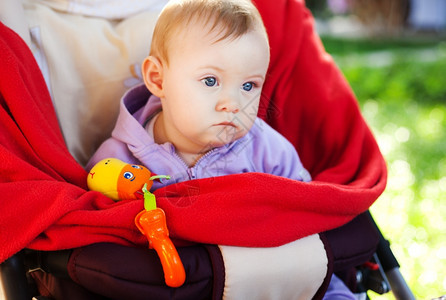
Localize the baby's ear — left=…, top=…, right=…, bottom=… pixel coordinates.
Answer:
left=142, top=56, right=164, bottom=98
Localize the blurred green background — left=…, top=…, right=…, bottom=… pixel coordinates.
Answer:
left=308, top=0, right=445, bottom=299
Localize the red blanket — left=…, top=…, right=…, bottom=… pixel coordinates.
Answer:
left=0, top=0, right=386, bottom=263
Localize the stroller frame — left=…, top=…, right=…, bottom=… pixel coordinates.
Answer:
left=0, top=1, right=416, bottom=299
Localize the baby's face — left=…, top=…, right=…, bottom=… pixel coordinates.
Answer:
left=159, top=20, right=270, bottom=155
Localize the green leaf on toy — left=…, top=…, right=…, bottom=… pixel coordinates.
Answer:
left=142, top=183, right=157, bottom=211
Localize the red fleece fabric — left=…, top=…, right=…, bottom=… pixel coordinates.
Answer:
left=0, top=0, right=386, bottom=263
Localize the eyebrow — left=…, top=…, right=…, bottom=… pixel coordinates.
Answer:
left=198, top=65, right=266, bottom=80
left=198, top=65, right=224, bottom=72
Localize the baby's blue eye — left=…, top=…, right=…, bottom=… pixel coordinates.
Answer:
left=131, top=165, right=142, bottom=169
left=242, top=82, right=254, bottom=91
left=203, top=77, right=217, bottom=87
left=123, top=172, right=134, bottom=180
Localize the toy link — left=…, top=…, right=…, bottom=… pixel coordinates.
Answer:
left=87, top=158, right=186, bottom=287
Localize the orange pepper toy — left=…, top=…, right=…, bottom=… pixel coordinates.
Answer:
left=87, top=158, right=186, bottom=287
left=135, top=184, right=186, bottom=287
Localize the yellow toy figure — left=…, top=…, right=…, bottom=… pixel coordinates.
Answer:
left=87, top=158, right=186, bottom=287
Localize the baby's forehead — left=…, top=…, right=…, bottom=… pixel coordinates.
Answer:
left=169, top=17, right=267, bottom=49
left=165, top=22, right=270, bottom=76
left=172, top=18, right=228, bottom=43
left=152, top=0, right=269, bottom=65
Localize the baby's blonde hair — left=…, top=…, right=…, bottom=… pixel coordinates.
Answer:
left=150, top=0, right=268, bottom=66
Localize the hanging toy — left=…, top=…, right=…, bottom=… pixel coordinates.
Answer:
left=87, top=158, right=186, bottom=287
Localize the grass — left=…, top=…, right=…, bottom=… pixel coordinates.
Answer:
left=321, top=36, right=446, bottom=299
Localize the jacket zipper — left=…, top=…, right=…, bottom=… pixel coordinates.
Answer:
left=173, top=148, right=218, bottom=180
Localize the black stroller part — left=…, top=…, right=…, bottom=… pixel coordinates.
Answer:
left=24, top=249, right=71, bottom=280
left=64, top=243, right=215, bottom=300
left=324, top=211, right=416, bottom=300
left=368, top=214, right=417, bottom=300
left=356, top=253, right=392, bottom=295
left=0, top=212, right=415, bottom=299
left=323, top=211, right=380, bottom=273
left=0, top=252, right=32, bottom=300
left=371, top=216, right=400, bottom=272
left=28, top=243, right=216, bottom=300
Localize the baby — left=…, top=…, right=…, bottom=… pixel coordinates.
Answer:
left=87, top=0, right=311, bottom=187
left=88, top=0, right=356, bottom=298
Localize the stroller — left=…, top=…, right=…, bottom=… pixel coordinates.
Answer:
left=0, top=0, right=415, bottom=299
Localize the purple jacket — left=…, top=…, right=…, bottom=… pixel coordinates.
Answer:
left=87, top=84, right=311, bottom=190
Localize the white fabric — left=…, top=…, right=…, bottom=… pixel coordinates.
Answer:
left=23, top=1, right=161, bottom=166
left=33, top=0, right=168, bottom=19
left=219, top=234, right=328, bottom=300
left=0, top=0, right=31, bottom=45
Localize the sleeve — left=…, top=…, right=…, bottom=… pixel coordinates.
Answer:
left=85, top=138, right=135, bottom=171
left=249, top=118, right=312, bottom=182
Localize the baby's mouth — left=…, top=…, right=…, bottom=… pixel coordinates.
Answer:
left=216, top=121, right=237, bottom=127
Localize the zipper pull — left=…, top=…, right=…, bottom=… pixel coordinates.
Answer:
left=187, top=168, right=196, bottom=180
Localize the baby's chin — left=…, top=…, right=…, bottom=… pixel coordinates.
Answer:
left=211, top=127, right=247, bottom=145
left=207, top=134, right=248, bottom=149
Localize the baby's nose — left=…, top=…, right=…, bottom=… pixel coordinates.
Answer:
left=216, top=94, right=240, bottom=113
